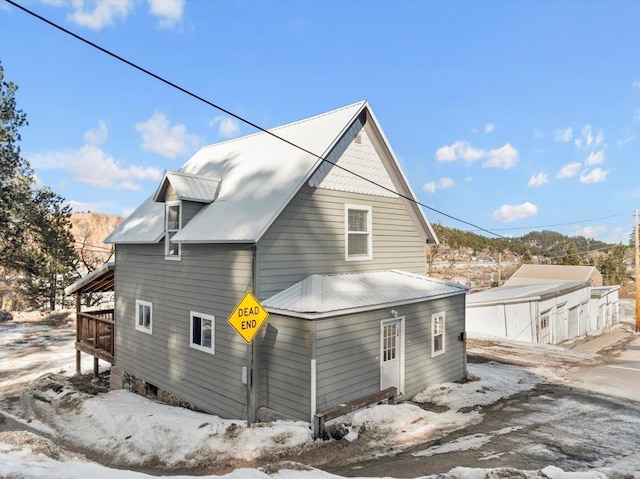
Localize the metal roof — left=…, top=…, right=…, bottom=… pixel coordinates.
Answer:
left=262, top=270, right=467, bottom=319
left=106, top=101, right=366, bottom=244
left=105, top=101, right=437, bottom=245
left=502, top=264, right=602, bottom=287
left=466, top=281, right=590, bottom=307
left=64, top=262, right=115, bottom=296
left=153, top=171, right=221, bottom=203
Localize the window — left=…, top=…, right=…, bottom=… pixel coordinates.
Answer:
left=135, top=300, right=153, bottom=334
left=190, top=311, right=215, bottom=354
left=431, top=312, right=445, bottom=356
left=165, top=202, right=181, bottom=260
left=345, top=204, right=372, bottom=261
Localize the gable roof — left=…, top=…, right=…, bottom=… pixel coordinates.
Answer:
left=262, top=270, right=467, bottom=319
left=105, top=101, right=436, bottom=245
left=153, top=171, right=221, bottom=203
left=502, top=264, right=603, bottom=287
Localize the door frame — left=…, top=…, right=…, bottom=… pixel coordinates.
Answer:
left=380, top=316, right=405, bottom=396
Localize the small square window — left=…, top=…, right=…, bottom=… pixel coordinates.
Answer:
left=190, top=311, right=215, bottom=354
left=135, top=300, right=153, bottom=334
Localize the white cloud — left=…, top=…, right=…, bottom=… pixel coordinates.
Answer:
left=484, top=123, right=495, bottom=134
left=147, top=0, right=184, bottom=29
left=483, top=143, right=518, bottom=169
left=465, top=176, right=473, bottom=182
left=557, top=162, right=581, bottom=179
left=579, top=124, right=604, bottom=148
left=572, top=224, right=608, bottom=239
left=470, top=127, right=479, bottom=133
left=492, top=202, right=538, bottom=223
left=634, top=109, right=640, bottom=122
left=579, top=168, right=610, bottom=184
left=68, top=145, right=162, bottom=190
left=83, top=120, right=108, bottom=145
left=435, top=141, right=485, bottom=162
left=136, top=112, right=201, bottom=159
left=585, top=149, right=605, bottom=165
left=423, top=177, right=456, bottom=194
left=209, top=116, right=240, bottom=138
left=553, top=127, right=573, bottom=142
left=616, top=134, right=635, bottom=147
left=27, top=149, right=75, bottom=169
left=633, top=81, right=640, bottom=89
left=435, top=141, right=518, bottom=169
left=528, top=172, right=548, bottom=188
left=67, top=0, right=134, bottom=30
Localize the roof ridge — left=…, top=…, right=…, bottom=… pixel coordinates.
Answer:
left=196, top=101, right=367, bottom=152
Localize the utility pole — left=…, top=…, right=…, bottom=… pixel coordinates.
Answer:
left=497, top=253, right=502, bottom=286
left=635, top=209, right=639, bottom=332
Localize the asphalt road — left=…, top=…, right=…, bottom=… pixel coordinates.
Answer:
left=324, top=382, right=640, bottom=477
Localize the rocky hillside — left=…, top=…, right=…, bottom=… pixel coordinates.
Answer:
left=70, top=213, right=123, bottom=269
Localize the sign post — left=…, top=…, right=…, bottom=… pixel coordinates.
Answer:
left=227, top=291, right=269, bottom=426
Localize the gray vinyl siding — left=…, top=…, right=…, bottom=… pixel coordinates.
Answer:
left=312, top=294, right=466, bottom=413
left=114, top=242, right=254, bottom=418
left=403, top=295, right=467, bottom=397
left=256, top=315, right=312, bottom=421
left=257, top=185, right=426, bottom=299
left=313, top=309, right=388, bottom=411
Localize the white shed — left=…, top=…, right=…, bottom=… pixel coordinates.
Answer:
left=466, top=281, right=591, bottom=344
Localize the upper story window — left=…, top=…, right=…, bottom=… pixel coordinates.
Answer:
left=135, top=300, right=153, bottom=334
left=345, top=204, right=372, bottom=261
left=431, top=312, right=445, bottom=357
left=165, top=202, right=181, bottom=260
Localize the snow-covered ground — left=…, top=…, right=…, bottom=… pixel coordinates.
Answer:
left=1, top=311, right=638, bottom=479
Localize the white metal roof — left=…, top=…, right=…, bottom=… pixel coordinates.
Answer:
left=262, top=270, right=467, bottom=319
left=153, top=171, right=221, bottom=203
left=466, top=281, right=590, bottom=307
left=105, top=101, right=437, bottom=245
left=106, top=101, right=366, bottom=244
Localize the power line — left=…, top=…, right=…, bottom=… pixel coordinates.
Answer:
left=7, top=0, right=510, bottom=240
left=474, top=212, right=632, bottom=233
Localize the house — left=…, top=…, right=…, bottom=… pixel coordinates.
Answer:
left=503, top=264, right=603, bottom=287
left=91, top=101, right=468, bottom=423
left=466, top=281, right=592, bottom=344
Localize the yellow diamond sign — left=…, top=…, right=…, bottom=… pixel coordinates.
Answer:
left=227, top=291, right=269, bottom=344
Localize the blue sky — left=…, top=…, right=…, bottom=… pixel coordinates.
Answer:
left=1, top=0, right=639, bottom=244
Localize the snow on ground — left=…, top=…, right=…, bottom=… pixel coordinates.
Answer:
left=1, top=311, right=638, bottom=478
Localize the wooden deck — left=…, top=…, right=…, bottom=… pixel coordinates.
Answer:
left=75, top=309, right=114, bottom=375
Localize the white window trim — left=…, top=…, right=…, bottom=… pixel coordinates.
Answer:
left=431, top=311, right=445, bottom=357
left=165, top=201, right=182, bottom=261
left=135, top=300, right=153, bottom=334
left=189, top=311, right=215, bottom=354
left=344, top=204, right=373, bottom=261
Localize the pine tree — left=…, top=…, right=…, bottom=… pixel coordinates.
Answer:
left=0, top=62, right=79, bottom=309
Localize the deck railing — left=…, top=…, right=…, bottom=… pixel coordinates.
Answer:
left=76, top=309, right=115, bottom=361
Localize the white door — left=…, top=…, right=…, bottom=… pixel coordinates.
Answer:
left=380, top=319, right=402, bottom=392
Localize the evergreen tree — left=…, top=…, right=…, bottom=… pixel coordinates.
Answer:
left=561, top=242, right=581, bottom=266
left=597, top=245, right=627, bottom=286
left=0, top=62, right=79, bottom=309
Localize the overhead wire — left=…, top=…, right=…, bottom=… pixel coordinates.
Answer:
left=7, top=0, right=510, bottom=239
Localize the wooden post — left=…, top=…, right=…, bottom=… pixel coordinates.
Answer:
left=93, top=315, right=99, bottom=378
left=635, top=209, right=639, bottom=333
left=75, top=293, right=81, bottom=375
